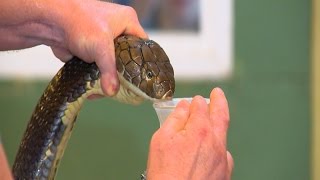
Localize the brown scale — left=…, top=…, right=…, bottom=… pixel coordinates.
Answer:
left=13, top=35, right=175, bottom=180
left=115, top=35, right=175, bottom=98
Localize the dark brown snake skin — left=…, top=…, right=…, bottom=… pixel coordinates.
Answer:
left=12, top=35, right=175, bottom=180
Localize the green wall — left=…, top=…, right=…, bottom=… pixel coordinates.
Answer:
left=0, top=0, right=311, bottom=179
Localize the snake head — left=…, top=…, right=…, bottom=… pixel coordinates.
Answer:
left=114, top=35, right=175, bottom=104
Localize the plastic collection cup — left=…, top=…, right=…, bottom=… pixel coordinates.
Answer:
left=153, top=98, right=210, bottom=126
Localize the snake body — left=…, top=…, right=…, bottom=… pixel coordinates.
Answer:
left=12, top=35, right=175, bottom=179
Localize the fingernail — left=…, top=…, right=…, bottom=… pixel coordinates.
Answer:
left=106, top=76, right=119, bottom=96
left=214, top=87, right=224, bottom=95
left=87, top=94, right=104, bottom=100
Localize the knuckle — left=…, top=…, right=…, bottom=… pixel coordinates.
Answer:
left=122, top=6, right=139, bottom=20
left=150, top=130, right=171, bottom=150
left=197, top=127, right=209, bottom=139
left=150, top=130, right=166, bottom=145
left=190, top=119, right=211, bottom=139
left=150, top=130, right=160, bottom=142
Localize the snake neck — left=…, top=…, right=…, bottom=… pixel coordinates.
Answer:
left=12, top=59, right=104, bottom=180
left=12, top=58, right=150, bottom=180
left=13, top=35, right=175, bottom=180
left=112, top=72, right=156, bottom=105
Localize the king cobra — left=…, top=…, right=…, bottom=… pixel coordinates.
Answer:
left=12, top=35, right=175, bottom=179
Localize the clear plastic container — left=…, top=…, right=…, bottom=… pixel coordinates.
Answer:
left=153, top=98, right=210, bottom=126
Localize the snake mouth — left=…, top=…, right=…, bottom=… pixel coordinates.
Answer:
left=161, top=90, right=174, bottom=100
left=151, top=80, right=175, bottom=100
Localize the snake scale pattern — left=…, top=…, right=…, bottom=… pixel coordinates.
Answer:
left=12, top=35, right=175, bottom=180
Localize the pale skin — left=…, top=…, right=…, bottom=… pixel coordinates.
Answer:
left=0, top=0, right=147, bottom=95
left=0, top=0, right=233, bottom=179
left=147, top=88, right=233, bottom=180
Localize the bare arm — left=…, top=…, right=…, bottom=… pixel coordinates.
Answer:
left=0, top=0, right=54, bottom=50
left=0, top=0, right=147, bottom=95
left=0, top=1, right=147, bottom=178
left=0, top=144, right=13, bottom=180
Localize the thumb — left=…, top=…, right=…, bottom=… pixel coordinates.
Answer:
left=92, top=35, right=119, bottom=96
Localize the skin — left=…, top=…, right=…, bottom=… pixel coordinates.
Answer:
left=0, top=144, right=13, bottom=180
left=0, top=0, right=233, bottom=179
left=0, top=0, right=147, bottom=95
left=147, top=88, right=233, bottom=180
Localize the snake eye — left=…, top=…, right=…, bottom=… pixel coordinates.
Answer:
left=146, top=71, right=154, bottom=79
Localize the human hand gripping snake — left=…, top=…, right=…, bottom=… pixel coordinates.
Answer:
left=12, top=35, right=175, bottom=179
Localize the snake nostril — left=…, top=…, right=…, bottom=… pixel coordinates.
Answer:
left=146, top=71, right=153, bottom=79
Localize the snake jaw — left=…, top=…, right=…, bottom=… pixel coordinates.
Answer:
left=111, top=72, right=146, bottom=105
left=161, top=90, right=174, bottom=100
left=112, top=70, right=175, bottom=104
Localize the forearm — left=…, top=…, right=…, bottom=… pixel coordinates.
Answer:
left=0, top=144, right=13, bottom=180
left=0, top=0, right=67, bottom=50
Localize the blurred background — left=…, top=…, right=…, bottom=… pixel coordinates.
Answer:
left=0, top=0, right=316, bottom=179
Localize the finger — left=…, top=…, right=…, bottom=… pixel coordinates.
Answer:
left=87, top=94, right=104, bottom=100
left=185, top=96, right=209, bottom=129
left=161, top=100, right=190, bottom=134
left=93, top=35, right=120, bottom=96
left=120, top=6, right=148, bottom=39
left=209, top=87, right=230, bottom=146
left=124, top=20, right=148, bottom=39
left=51, top=47, right=73, bottom=62
left=227, top=151, right=234, bottom=177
